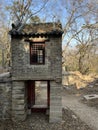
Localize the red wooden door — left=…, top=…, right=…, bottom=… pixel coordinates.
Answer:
left=27, top=81, right=35, bottom=108
left=47, top=81, right=50, bottom=107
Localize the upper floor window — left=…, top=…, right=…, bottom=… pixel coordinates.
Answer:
left=30, top=42, right=45, bottom=64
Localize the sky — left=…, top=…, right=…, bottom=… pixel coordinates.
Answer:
left=2, top=0, right=98, bottom=27
left=2, top=0, right=67, bottom=25
left=2, top=0, right=93, bottom=25
left=1, top=0, right=98, bottom=48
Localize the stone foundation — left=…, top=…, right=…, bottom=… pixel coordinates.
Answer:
left=49, top=81, right=62, bottom=122
left=0, top=73, right=12, bottom=119
left=12, top=81, right=27, bottom=121
left=0, top=77, right=62, bottom=122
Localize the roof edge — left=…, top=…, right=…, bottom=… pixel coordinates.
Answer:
left=9, top=22, right=63, bottom=37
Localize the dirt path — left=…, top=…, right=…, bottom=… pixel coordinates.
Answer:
left=62, top=94, right=98, bottom=130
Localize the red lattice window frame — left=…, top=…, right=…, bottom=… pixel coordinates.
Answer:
left=30, top=42, right=45, bottom=65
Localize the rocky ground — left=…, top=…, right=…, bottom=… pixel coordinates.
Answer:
left=0, top=108, right=93, bottom=130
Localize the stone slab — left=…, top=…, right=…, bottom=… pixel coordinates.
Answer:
left=83, top=94, right=98, bottom=101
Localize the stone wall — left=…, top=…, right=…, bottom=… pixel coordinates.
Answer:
left=0, top=73, right=12, bottom=119
left=50, top=38, right=62, bottom=79
left=11, top=37, right=62, bottom=81
left=12, top=81, right=27, bottom=121
left=49, top=37, right=62, bottom=122
left=50, top=81, right=62, bottom=122
left=11, top=35, right=62, bottom=122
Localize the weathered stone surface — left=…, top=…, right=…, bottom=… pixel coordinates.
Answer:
left=12, top=81, right=27, bottom=121
left=11, top=37, right=62, bottom=81
left=83, top=94, right=98, bottom=101
left=0, top=76, right=12, bottom=119
left=50, top=81, right=62, bottom=122
left=83, top=94, right=98, bottom=106
left=0, top=23, right=62, bottom=122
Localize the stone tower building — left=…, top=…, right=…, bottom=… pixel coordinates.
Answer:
left=0, top=22, right=63, bottom=122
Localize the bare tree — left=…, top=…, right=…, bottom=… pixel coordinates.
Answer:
left=7, top=0, right=49, bottom=31
left=62, top=0, right=98, bottom=73
left=0, top=26, right=11, bottom=68
left=63, top=0, right=97, bottom=46
left=63, top=27, right=97, bottom=74
left=3, top=0, right=98, bottom=73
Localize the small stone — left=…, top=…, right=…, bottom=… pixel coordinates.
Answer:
left=72, top=114, right=77, bottom=119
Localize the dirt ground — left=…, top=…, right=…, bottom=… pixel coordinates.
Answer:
left=0, top=108, right=93, bottom=130
left=63, top=76, right=98, bottom=108
left=62, top=78, right=98, bottom=130
left=63, top=71, right=98, bottom=107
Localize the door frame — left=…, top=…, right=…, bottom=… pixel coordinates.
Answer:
left=27, top=80, right=50, bottom=112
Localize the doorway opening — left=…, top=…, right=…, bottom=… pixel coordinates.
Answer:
left=27, top=80, right=50, bottom=113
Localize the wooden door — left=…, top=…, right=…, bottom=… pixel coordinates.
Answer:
left=27, top=81, right=35, bottom=108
